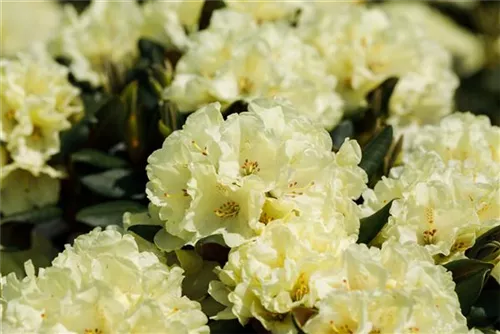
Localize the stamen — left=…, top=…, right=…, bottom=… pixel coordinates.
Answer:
left=163, top=189, right=189, bottom=198
left=286, top=181, right=315, bottom=198
left=241, top=159, right=260, bottom=176
left=291, top=273, right=309, bottom=302
left=214, top=201, right=240, bottom=219
left=191, top=140, right=208, bottom=156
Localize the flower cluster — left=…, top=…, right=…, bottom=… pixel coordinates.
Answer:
left=381, top=2, right=485, bottom=75
left=362, top=113, right=500, bottom=262
left=0, top=51, right=83, bottom=215
left=209, top=219, right=468, bottom=333
left=1, top=227, right=209, bottom=333
left=166, top=9, right=344, bottom=129
left=142, top=99, right=366, bottom=250
left=297, top=4, right=459, bottom=130
left=50, top=0, right=204, bottom=89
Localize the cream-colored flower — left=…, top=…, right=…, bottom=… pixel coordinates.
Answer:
left=209, top=218, right=354, bottom=333
left=0, top=51, right=82, bottom=175
left=298, top=4, right=458, bottom=129
left=0, top=0, right=62, bottom=57
left=302, top=241, right=467, bottom=334
left=1, top=227, right=209, bottom=334
left=140, top=0, right=204, bottom=50
left=166, top=9, right=344, bottom=130
left=144, top=100, right=366, bottom=250
left=363, top=113, right=500, bottom=261
left=50, top=1, right=143, bottom=88
left=210, top=224, right=467, bottom=333
left=381, top=2, right=485, bottom=75
left=404, top=112, right=500, bottom=179
left=225, top=0, right=304, bottom=23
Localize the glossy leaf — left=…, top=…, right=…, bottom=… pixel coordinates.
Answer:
left=80, top=168, right=144, bottom=199
left=330, top=120, right=354, bottom=152
left=467, top=288, right=500, bottom=328
left=89, top=96, right=127, bottom=148
left=357, top=199, right=394, bottom=245
left=366, top=77, right=399, bottom=117
left=128, top=225, right=162, bottom=243
left=72, top=149, right=128, bottom=170
left=76, top=201, right=146, bottom=227
left=209, top=320, right=251, bottom=334
left=359, top=125, right=393, bottom=183
left=1, top=206, right=62, bottom=225
left=466, top=225, right=500, bottom=260
left=444, top=259, right=494, bottom=314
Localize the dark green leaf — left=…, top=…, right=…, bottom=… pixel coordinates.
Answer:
left=80, top=168, right=144, bottom=199
left=1, top=222, right=35, bottom=251
left=1, top=206, right=62, bottom=225
left=138, top=38, right=166, bottom=65
left=357, top=200, right=394, bottom=245
left=467, top=289, right=500, bottom=328
left=466, top=225, right=500, bottom=259
left=444, top=259, right=494, bottom=314
left=209, top=320, right=252, bottom=334
left=72, top=149, right=128, bottom=169
left=199, top=0, right=226, bottom=30
left=59, top=120, right=91, bottom=157
left=359, top=125, right=393, bottom=183
left=90, top=97, right=127, bottom=148
left=330, top=120, right=354, bottom=151
left=76, top=201, right=146, bottom=227
left=128, top=225, right=162, bottom=243
left=195, top=235, right=229, bottom=265
left=366, top=77, right=399, bottom=117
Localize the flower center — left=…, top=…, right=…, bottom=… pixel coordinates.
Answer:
left=241, top=159, right=260, bottom=176
left=422, top=228, right=437, bottom=245
left=238, top=77, right=254, bottom=95
left=291, top=273, right=309, bottom=302
left=214, top=201, right=240, bottom=219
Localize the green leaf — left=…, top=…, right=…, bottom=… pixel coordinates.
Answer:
left=159, top=100, right=181, bottom=136
left=359, top=125, right=393, bottom=184
left=0, top=232, right=58, bottom=277
left=72, top=149, right=128, bottom=169
left=80, top=168, right=144, bottom=199
left=208, top=320, right=250, bottom=334
left=76, top=201, right=146, bottom=227
left=1, top=206, right=62, bottom=225
left=199, top=0, right=226, bottom=30
left=366, top=77, right=399, bottom=117
left=195, top=235, right=230, bottom=265
left=467, top=289, right=500, bottom=328
left=330, top=120, right=354, bottom=152
left=88, top=97, right=127, bottom=149
left=128, top=225, right=162, bottom=243
left=138, top=38, right=166, bottom=65
left=466, top=225, right=500, bottom=260
left=357, top=200, right=394, bottom=245
left=444, top=259, right=494, bottom=315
